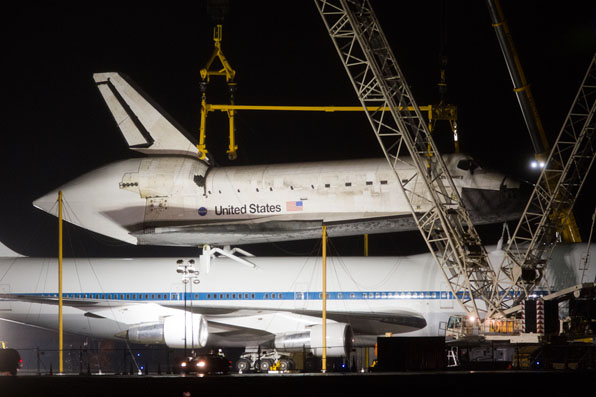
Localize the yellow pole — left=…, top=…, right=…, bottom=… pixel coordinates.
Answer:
left=197, top=94, right=209, bottom=160
left=364, top=233, right=369, bottom=370
left=226, top=83, right=238, bottom=160
left=322, top=225, right=327, bottom=373
left=58, top=191, right=63, bottom=374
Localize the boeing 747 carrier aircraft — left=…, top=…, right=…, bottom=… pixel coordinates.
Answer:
left=1, top=239, right=593, bottom=370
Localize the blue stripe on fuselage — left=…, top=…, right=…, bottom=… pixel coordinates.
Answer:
left=15, top=289, right=550, bottom=302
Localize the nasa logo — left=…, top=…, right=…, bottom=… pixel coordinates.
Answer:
left=198, top=207, right=208, bottom=216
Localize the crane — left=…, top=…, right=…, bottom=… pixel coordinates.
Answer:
left=314, top=0, right=503, bottom=321
left=492, top=53, right=596, bottom=316
left=487, top=0, right=583, bottom=243
left=314, top=0, right=596, bottom=329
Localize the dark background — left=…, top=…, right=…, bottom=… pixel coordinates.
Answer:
left=0, top=0, right=595, bottom=369
left=1, top=0, right=595, bottom=258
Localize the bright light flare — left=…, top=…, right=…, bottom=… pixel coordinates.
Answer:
left=530, top=160, right=545, bottom=169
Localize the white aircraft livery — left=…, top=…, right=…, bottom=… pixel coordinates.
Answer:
left=0, top=240, right=594, bottom=369
left=31, top=72, right=525, bottom=247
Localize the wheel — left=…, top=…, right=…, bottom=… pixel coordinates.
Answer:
left=258, top=359, right=273, bottom=372
left=235, top=358, right=251, bottom=372
left=278, top=358, right=295, bottom=371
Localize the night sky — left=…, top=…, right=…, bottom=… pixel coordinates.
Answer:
left=1, top=1, right=596, bottom=258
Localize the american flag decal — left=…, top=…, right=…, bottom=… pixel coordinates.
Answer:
left=286, top=201, right=303, bottom=211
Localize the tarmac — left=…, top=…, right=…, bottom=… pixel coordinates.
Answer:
left=0, top=370, right=589, bottom=397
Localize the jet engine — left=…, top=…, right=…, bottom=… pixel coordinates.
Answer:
left=274, top=323, right=353, bottom=357
left=124, top=313, right=208, bottom=349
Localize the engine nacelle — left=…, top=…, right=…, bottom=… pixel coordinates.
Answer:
left=125, top=313, right=208, bottom=349
left=274, top=323, right=353, bottom=357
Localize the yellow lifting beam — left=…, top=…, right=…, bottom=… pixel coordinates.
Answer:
left=197, top=25, right=457, bottom=161
left=200, top=25, right=236, bottom=83
left=429, top=103, right=458, bottom=153
left=199, top=103, right=458, bottom=157
left=199, top=24, right=238, bottom=160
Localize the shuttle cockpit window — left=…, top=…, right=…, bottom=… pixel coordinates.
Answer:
left=456, top=158, right=479, bottom=174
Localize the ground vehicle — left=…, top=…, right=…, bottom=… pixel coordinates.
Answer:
left=0, top=347, right=21, bottom=376
left=175, top=354, right=232, bottom=375
left=235, top=349, right=296, bottom=373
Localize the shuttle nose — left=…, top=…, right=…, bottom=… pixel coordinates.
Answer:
left=500, top=175, right=520, bottom=190
left=460, top=171, right=529, bottom=226
left=31, top=159, right=146, bottom=245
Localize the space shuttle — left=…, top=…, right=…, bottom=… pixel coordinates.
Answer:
left=32, top=73, right=525, bottom=247
left=1, top=239, right=593, bottom=368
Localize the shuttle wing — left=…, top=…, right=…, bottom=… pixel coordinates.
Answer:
left=93, top=72, right=198, bottom=157
left=132, top=216, right=419, bottom=246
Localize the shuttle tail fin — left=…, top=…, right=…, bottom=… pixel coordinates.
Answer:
left=93, top=72, right=198, bottom=157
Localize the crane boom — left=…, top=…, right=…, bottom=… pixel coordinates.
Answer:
left=486, top=0, right=549, bottom=158
left=314, top=0, right=504, bottom=319
left=492, top=54, right=596, bottom=316
left=487, top=0, right=582, bottom=244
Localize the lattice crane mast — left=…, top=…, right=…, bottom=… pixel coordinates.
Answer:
left=491, top=54, right=596, bottom=318
left=314, top=0, right=504, bottom=320
left=316, top=0, right=596, bottom=327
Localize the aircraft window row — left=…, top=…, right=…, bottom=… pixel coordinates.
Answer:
left=204, top=293, right=284, bottom=299
left=206, top=180, right=392, bottom=195
left=42, top=291, right=446, bottom=301
left=207, top=293, right=253, bottom=299
left=361, top=292, right=440, bottom=299
left=62, top=293, right=171, bottom=300
left=297, top=292, right=441, bottom=299
left=69, top=293, right=289, bottom=300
